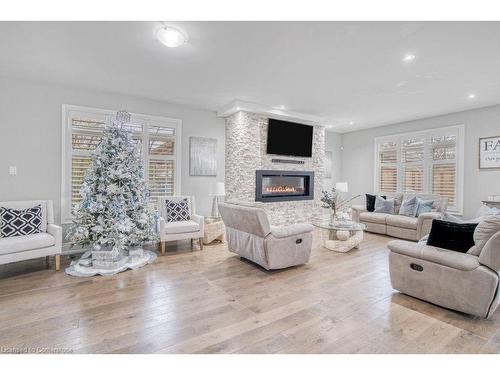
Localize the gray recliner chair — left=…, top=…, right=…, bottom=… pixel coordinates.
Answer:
left=218, top=202, right=313, bottom=270
left=388, top=215, right=500, bottom=318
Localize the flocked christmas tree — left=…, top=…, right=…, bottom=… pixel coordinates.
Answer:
left=68, top=111, right=158, bottom=252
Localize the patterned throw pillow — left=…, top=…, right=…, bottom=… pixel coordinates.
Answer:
left=165, top=199, right=191, bottom=222
left=0, top=205, right=42, bottom=237
left=399, top=196, right=418, bottom=217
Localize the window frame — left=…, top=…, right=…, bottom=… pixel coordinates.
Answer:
left=61, top=104, right=182, bottom=224
left=373, top=124, right=465, bottom=215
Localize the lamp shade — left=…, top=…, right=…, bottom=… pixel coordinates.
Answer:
left=335, top=182, right=349, bottom=193
left=210, top=182, right=226, bottom=196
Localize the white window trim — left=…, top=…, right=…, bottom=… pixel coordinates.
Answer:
left=373, top=124, right=465, bottom=215
left=61, top=104, right=182, bottom=224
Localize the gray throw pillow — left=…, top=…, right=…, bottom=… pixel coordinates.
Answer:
left=416, top=198, right=434, bottom=216
left=399, top=196, right=418, bottom=217
left=374, top=196, right=395, bottom=214
left=467, top=215, right=500, bottom=256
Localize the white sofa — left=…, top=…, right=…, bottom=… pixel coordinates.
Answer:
left=218, top=202, right=313, bottom=270
left=158, top=196, right=204, bottom=254
left=352, top=193, right=448, bottom=241
left=0, top=200, right=62, bottom=270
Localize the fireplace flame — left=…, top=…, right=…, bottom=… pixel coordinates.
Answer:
left=265, top=185, right=305, bottom=194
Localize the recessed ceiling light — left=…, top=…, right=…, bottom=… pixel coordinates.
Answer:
left=156, top=26, right=188, bottom=48
left=277, top=105, right=286, bottom=110
left=402, top=54, right=416, bottom=62
left=468, top=93, right=477, bottom=99
left=349, top=121, right=354, bottom=125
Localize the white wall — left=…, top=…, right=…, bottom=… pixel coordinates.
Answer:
left=323, top=131, right=343, bottom=191
left=0, top=77, right=225, bottom=222
left=341, top=104, right=500, bottom=219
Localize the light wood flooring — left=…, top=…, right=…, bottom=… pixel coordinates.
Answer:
left=0, top=231, right=499, bottom=354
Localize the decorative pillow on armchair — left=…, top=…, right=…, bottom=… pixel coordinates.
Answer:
left=467, top=215, right=500, bottom=256
left=165, top=199, right=191, bottom=222
left=427, top=219, right=478, bottom=253
left=0, top=205, right=42, bottom=237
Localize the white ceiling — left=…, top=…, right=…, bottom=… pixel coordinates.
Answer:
left=1, top=21, right=500, bottom=132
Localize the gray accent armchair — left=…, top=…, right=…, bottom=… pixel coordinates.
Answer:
left=218, top=202, right=313, bottom=270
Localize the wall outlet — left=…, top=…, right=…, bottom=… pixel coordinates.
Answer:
left=9, top=166, right=17, bottom=175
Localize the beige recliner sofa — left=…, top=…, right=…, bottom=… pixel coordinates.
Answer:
left=218, top=202, right=313, bottom=270
left=352, top=193, right=448, bottom=241
left=388, top=215, right=500, bottom=318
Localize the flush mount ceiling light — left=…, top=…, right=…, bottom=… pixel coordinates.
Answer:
left=468, top=93, right=477, bottom=99
left=402, top=53, right=416, bottom=62
left=156, top=26, right=188, bottom=48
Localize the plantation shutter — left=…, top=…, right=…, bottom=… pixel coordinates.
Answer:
left=122, top=121, right=144, bottom=152
left=70, top=116, right=107, bottom=208
left=377, top=141, right=398, bottom=192
left=401, top=137, right=424, bottom=193
left=71, top=156, right=92, bottom=206
left=431, top=135, right=457, bottom=209
left=374, top=126, right=462, bottom=214
left=147, top=123, right=176, bottom=207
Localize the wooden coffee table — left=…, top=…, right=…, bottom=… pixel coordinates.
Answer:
left=312, top=219, right=366, bottom=253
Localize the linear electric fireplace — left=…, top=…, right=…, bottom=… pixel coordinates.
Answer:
left=255, top=170, right=314, bottom=202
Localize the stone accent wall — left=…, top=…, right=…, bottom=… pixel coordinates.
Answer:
left=225, top=111, right=325, bottom=225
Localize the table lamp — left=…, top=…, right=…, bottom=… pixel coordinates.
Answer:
left=335, top=182, right=349, bottom=193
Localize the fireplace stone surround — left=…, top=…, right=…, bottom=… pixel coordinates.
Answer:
left=224, top=111, right=325, bottom=226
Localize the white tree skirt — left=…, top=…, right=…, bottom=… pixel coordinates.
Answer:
left=65, top=249, right=157, bottom=277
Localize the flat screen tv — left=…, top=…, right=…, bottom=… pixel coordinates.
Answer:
left=266, top=118, right=313, bottom=157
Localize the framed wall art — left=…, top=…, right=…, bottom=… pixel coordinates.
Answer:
left=479, top=135, right=500, bottom=170
left=189, top=136, right=217, bottom=176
